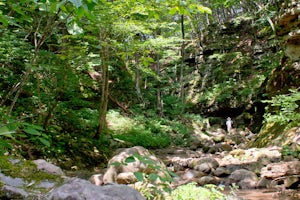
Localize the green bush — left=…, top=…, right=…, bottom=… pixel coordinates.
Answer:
left=124, top=154, right=176, bottom=200
left=262, top=89, right=300, bottom=130
left=109, top=110, right=193, bottom=148
left=169, top=182, right=227, bottom=200
left=115, top=127, right=170, bottom=149
left=281, top=145, right=300, bottom=158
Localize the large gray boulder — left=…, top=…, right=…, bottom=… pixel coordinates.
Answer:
left=47, top=178, right=145, bottom=200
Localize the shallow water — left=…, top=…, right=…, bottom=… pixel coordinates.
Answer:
left=233, top=189, right=300, bottom=200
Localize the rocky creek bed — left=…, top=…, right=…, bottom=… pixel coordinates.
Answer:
left=1, top=126, right=299, bottom=199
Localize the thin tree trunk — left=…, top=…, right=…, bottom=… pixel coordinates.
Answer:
left=7, top=10, right=62, bottom=116
left=134, top=53, right=144, bottom=103
left=43, top=96, right=59, bottom=130
left=156, top=53, right=163, bottom=117
left=180, top=14, right=185, bottom=113
left=96, top=34, right=110, bottom=138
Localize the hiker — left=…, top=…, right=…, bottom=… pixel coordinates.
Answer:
left=226, top=117, right=233, bottom=134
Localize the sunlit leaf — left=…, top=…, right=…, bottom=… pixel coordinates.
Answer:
left=24, top=127, right=41, bottom=136
left=169, top=7, right=178, bottom=15
left=125, top=156, right=136, bottom=163
left=68, top=0, right=82, bottom=8
left=67, top=21, right=84, bottom=35
left=0, top=126, right=15, bottom=136
left=195, top=5, right=212, bottom=14
left=148, top=173, right=159, bottom=182
left=39, top=138, right=51, bottom=147
left=133, top=172, right=144, bottom=181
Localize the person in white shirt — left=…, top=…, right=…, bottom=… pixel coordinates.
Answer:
left=226, top=117, right=233, bottom=134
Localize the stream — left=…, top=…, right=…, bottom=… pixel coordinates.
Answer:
left=232, top=189, right=300, bottom=200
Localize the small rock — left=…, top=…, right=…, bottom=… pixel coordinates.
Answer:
left=33, top=159, right=65, bottom=175
left=117, top=172, right=137, bottom=184
left=257, top=177, right=274, bottom=188
left=284, top=176, right=300, bottom=188
left=189, top=157, right=219, bottom=170
left=89, top=174, right=104, bottom=186
left=213, top=167, right=230, bottom=177
left=0, top=172, right=25, bottom=187
left=195, top=175, right=219, bottom=185
left=1, top=185, right=28, bottom=199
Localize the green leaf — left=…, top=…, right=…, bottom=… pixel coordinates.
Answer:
left=0, top=126, right=15, bottom=136
left=41, top=133, right=50, bottom=139
left=125, top=156, right=136, bottom=163
left=23, top=123, right=44, bottom=131
left=148, top=173, right=159, bottom=182
left=141, top=157, right=156, bottom=165
left=75, top=6, right=86, bottom=18
left=195, top=5, right=212, bottom=14
left=0, top=15, right=9, bottom=26
left=0, top=139, right=12, bottom=149
left=168, top=171, right=178, bottom=178
left=23, top=127, right=41, bottom=136
left=39, top=138, right=51, bottom=147
left=109, top=162, right=122, bottom=167
left=68, top=0, right=82, bottom=8
left=133, top=172, right=144, bottom=181
left=169, top=7, right=178, bottom=15
left=67, top=21, right=84, bottom=35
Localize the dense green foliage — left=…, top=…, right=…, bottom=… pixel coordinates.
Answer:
left=0, top=1, right=299, bottom=199
left=263, top=89, right=300, bottom=130
left=169, top=182, right=230, bottom=200
left=0, top=0, right=298, bottom=172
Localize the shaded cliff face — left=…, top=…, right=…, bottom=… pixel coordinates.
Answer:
left=188, top=15, right=281, bottom=131
left=266, top=0, right=300, bottom=96
left=246, top=0, right=300, bottom=148
left=188, top=1, right=299, bottom=132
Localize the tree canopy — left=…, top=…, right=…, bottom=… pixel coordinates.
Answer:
left=0, top=0, right=298, bottom=168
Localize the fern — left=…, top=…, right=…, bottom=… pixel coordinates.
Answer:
left=262, top=89, right=300, bottom=130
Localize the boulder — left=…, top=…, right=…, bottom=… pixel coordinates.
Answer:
left=195, top=175, right=219, bottom=186
left=103, top=146, right=169, bottom=184
left=189, top=157, right=219, bottom=173
left=47, top=178, right=145, bottom=200
left=228, top=169, right=258, bottom=189
left=261, top=161, right=300, bottom=179
left=213, top=167, right=230, bottom=177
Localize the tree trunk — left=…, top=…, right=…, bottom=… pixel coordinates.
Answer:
left=180, top=14, right=185, bottom=113
left=96, top=35, right=110, bottom=139
left=156, top=53, right=163, bottom=117
left=43, top=96, right=59, bottom=130
left=7, top=11, right=61, bottom=116
left=135, top=53, right=144, bottom=103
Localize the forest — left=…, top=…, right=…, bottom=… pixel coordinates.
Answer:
left=0, top=0, right=300, bottom=199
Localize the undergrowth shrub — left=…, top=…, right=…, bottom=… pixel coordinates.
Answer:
left=262, top=89, right=300, bottom=130
left=109, top=110, right=193, bottom=148
left=124, top=154, right=176, bottom=200
left=115, top=127, right=170, bottom=149
left=169, top=182, right=227, bottom=200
